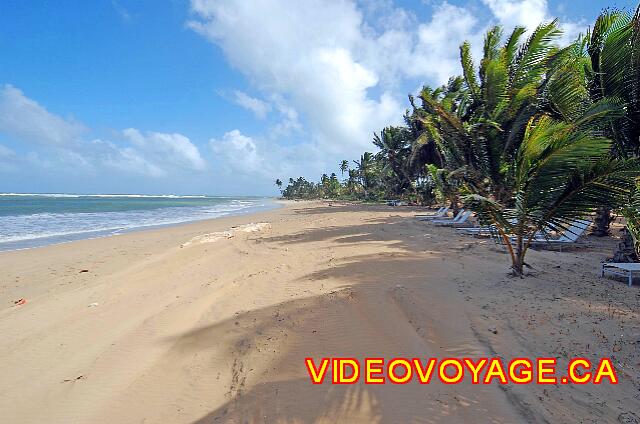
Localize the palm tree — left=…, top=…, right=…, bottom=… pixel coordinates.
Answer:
left=373, top=126, right=413, bottom=196
left=275, top=179, right=283, bottom=192
left=587, top=7, right=640, bottom=237
left=465, top=114, right=640, bottom=276
left=426, top=164, right=461, bottom=212
left=339, top=160, right=349, bottom=176
left=353, top=152, right=375, bottom=198
left=546, top=6, right=640, bottom=241
left=411, top=22, right=563, bottom=204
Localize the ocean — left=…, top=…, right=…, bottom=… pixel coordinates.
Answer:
left=0, top=194, right=277, bottom=251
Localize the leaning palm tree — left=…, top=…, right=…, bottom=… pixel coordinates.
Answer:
left=545, top=7, right=640, bottom=237
left=465, top=113, right=640, bottom=276
left=412, top=22, right=563, bottom=204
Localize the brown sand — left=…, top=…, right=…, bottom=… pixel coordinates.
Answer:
left=0, top=201, right=638, bottom=423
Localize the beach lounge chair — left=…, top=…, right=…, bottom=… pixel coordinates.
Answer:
left=501, top=219, right=590, bottom=248
left=456, top=218, right=517, bottom=236
left=430, top=209, right=466, bottom=225
left=527, top=219, right=591, bottom=245
left=415, top=206, right=445, bottom=216
left=416, top=206, right=450, bottom=220
left=456, top=224, right=496, bottom=236
left=434, top=210, right=473, bottom=227
left=601, top=262, right=640, bottom=286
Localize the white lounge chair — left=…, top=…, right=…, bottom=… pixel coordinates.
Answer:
left=430, top=209, right=466, bottom=225
left=501, top=219, right=590, bottom=248
left=601, top=262, right=640, bottom=286
left=416, top=206, right=450, bottom=220
left=457, top=225, right=495, bottom=236
left=415, top=206, right=444, bottom=217
left=422, top=209, right=464, bottom=222
left=434, top=210, right=473, bottom=227
left=527, top=219, right=591, bottom=245
left=457, top=218, right=517, bottom=236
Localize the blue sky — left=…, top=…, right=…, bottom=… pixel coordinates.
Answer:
left=0, top=0, right=637, bottom=195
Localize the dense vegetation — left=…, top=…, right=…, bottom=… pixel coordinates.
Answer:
left=277, top=6, right=640, bottom=275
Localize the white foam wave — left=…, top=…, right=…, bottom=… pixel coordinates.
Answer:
left=0, top=199, right=273, bottom=246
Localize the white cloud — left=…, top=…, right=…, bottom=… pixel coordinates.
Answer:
left=210, top=129, right=263, bottom=175
left=95, top=140, right=166, bottom=177
left=122, top=128, right=206, bottom=171
left=482, top=0, right=548, bottom=31
left=189, top=0, right=585, bottom=182
left=269, top=96, right=302, bottom=137
left=0, top=86, right=207, bottom=179
left=210, top=129, right=314, bottom=179
left=0, top=85, right=86, bottom=146
left=189, top=0, right=404, bottom=166
left=481, top=0, right=584, bottom=42
left=185, top=0, right=482, bottom=180
left=233, top=91, right=271, bottom=119
left=411, top=2, right=483, bottom=84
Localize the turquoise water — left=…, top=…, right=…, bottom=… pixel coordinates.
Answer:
left=0, top=194, right=277, bottom=251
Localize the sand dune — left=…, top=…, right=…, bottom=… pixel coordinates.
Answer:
left=0, top=202, right=638, bottom=423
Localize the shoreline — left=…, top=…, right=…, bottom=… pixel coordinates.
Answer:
left=0, top=197, right=281, bottom=253
left=0, top=201, right=638, bottom=423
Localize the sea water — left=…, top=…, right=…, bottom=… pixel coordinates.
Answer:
left=0, top=193, right=277, bottom=251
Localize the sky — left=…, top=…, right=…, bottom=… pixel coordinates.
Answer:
left=0, top=0, right=637, bottom=195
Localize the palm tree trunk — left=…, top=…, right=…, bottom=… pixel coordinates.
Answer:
left=449, top=198, right=459, bottom=215
left=512, top=236, right=525, bottom=277
left=592, top=207, right=612, bottom=237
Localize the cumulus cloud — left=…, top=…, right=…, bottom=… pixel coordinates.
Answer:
left=0, top=84, right=86, bottom=146
left=189, top=0, right=585, bottom=181
left=481, top=0, right=584, bottom=42
left=210, top=130, right=263, bottom=175
left=411, top=2, right=483, bottom=84
left=482, top=0, right=548, bottom=30
left=268, top=96, right=302, bottom=137
left=233, top=91, right=271, bottom=119
left=0, top=86, right=207, bottom=179
left=210, top=129, right=314, bottom=179
left=122, top=128, right=206, bottom=171
left=96, top=141, right=166, bottom=178
left=189, top=0, right=404, bottom=164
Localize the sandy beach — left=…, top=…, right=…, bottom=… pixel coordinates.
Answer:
left=1, top=201, right=638, bottom=423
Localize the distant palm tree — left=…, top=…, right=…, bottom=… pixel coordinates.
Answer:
left=339, top=160, right=349, bottom=175
left=353, top=152, right=375, bottom=198
left=275, top=179, right=283, bottom=192
left=373, top=126, right=412, bottom=195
